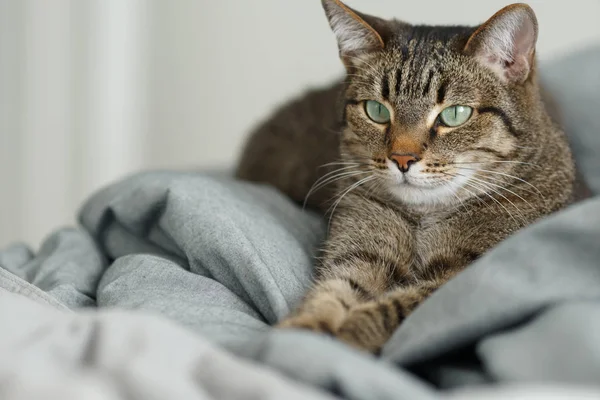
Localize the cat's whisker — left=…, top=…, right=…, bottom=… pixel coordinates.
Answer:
left=456, top=167, right=545, bottom=198
left=339, top=152, right=372, bottom=162
left=327, top=174, right=375, bottom=215
left=463, top=179, right=527, bottom=226
left=441, top=172, right=497, bottom=214
left=368, top=173, right=388, bottom=199
left=304, top=169, right=363, bottom=207
left=457, top=172, right=536, bottom=210
left=461, top=171, right=538, bottom=196
left=460, top=180, right=521, bottom=226
left=449, top=160, right=541, bottom=168
left=458, top=184, right=495, bottom=214
left=318, top=161, right=362, bottom=169
left=362, top=174, right=379, bottom=199
left=327, top=175, right=376, bottom=228
left=440, top=180, right=469, bottom=213
left=444, top=170, right=516, bottom=220
left=304, top=169, right=371, bottom=208
left=312, top=165, right=361, bottom=185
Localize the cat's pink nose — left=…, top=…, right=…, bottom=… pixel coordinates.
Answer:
left=390, top=153, right=420, bottom=173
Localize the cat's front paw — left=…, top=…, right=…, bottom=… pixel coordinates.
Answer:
left=276, top=313, right=341, bottom=335
left=336, top=303, right=394, bottom=354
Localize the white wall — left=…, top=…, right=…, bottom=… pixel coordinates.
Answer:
left=0, top=0, right=149, bottom=247
left=1, top=0, right=599, bottom=247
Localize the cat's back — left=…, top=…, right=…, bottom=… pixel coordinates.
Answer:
left=236, top=81, right=343, bottom=208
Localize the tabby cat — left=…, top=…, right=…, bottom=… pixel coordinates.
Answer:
left=236, top=0, right=576, bottom=354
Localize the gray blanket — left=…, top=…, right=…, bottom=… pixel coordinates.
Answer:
left=1, top=47, right=599, bottom=399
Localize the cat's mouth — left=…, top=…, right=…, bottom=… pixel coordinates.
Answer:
left=398, top=175, right=448, bottom=189
left=387, top=159, right=450, bottom=189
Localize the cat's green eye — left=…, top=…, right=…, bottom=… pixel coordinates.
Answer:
left=439, top=105, right=473, bottom=127
left=365, top=100, right=391, bottom=124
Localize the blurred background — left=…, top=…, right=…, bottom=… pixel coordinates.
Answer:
left=1, top=0, right=599, bottom=248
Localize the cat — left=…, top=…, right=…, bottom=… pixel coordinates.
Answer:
left=236, top=0, right=577, bottom=354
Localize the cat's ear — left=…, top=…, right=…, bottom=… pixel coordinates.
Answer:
left=464, top=4, right=538, bottom=84
left=321, top=0, right=389, bottom=66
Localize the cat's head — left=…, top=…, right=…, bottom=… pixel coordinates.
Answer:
left=322, top=0, right=542, bottom=207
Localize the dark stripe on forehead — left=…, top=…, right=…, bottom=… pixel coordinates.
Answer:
left=436, top=81, right=447, bottom=104
left=408, top=28, right=433, bottom=96
left=406, top=43, right=420, bottom=95
left=381, top=74, right=390, bottom=100
left=395, top=68, right=402, bottom=98
left=400, top=29, right=416, bottom=92
left=422, top=69, right=435, bottom=97
left=478, top=107, right=521, bottom=137
left=401, top=45, right=409, bottom=60
left=401, top=29, right=415, bottom=60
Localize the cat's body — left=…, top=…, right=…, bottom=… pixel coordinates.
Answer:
left=237, top=1, right=576, bottom=353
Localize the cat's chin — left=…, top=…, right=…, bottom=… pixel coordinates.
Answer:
left=387, top=181, right=463, bottom=207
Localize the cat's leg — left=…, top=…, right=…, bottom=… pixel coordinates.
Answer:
left=277, top=252, right=397, bottom=333
left=336, top=257, right=469, bottom=354
left=278, top=237, right=409, bottom=333
left=333, top=245, right=478, bottom=353
left=277, top=239, right=411, bottom=334
left=335, top=281, right=440, bottom=353
left=278, top=194, right=413, bottom=335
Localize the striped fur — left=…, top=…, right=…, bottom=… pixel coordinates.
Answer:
left=236, top=2, right=575, bottom=353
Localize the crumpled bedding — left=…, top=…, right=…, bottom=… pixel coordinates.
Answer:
left=0, top=47, right=599, bottom=399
